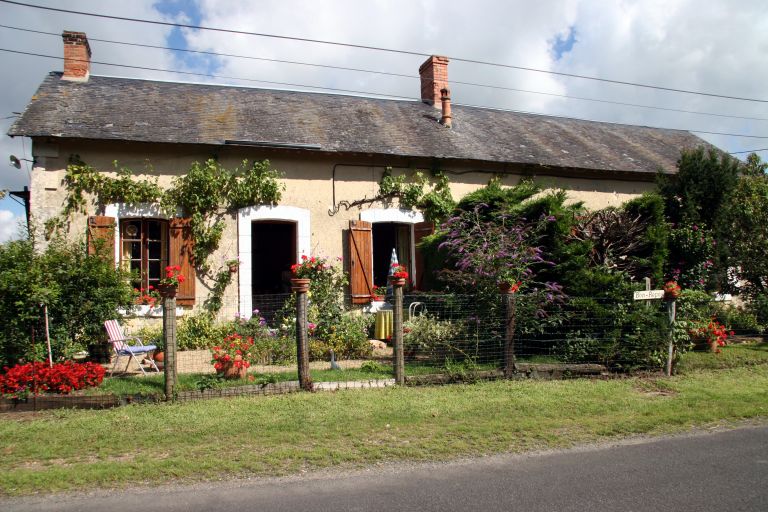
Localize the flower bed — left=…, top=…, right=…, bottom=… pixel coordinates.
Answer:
left=0, top=361, right=106, bottom=398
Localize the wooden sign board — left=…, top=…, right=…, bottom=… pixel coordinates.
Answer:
left=633, top=290, right=665, bottom=300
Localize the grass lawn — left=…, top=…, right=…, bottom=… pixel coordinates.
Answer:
left=677, top=342, right=768, bottom=372
left=1, top=348, right=767, bottom=495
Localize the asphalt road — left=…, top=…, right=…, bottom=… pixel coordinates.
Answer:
left=5, top=425, right=767, bottom=512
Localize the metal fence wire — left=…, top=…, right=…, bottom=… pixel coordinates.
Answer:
left=2, top=290, right=762, bottom=413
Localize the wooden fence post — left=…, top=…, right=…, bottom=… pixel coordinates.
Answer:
left=666, top=299, right=676, bottom=377
left=292, top=278, right=313, bottom=391
left=391, top=278, right=405, bottom=385
left=501, top=285, right=517, bottom=378
left=162, top=293, right=177, bottom=401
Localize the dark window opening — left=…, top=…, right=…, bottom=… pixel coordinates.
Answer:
left=120, top=218, right=169, bottom=291
left=252, top=221, right=296, bottom=294
left=372, top=222, right=411, bottom=287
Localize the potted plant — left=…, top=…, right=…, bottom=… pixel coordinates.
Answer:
left=132, top=285, right=161, bottom=315
left=389, top=263, right=409, bottom=286
left=664, top=280, right=681, bottom=301
left=153, top=336, right=166, bottom=370
left=158, top=265, right=185, bottom=298
left=371, top=285, right=386, bottom=301
left=498, top=280, right=521, bottom=294
left=689, top=319, right=733, bottom=353
left=226, top=258, right=240, bottom=273
left=211, top=333, right=256, bottom=379
left=290, top=255, right=327, bottom=291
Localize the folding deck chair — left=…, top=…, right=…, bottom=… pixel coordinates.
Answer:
left=104, top=319, right=160, bottom=375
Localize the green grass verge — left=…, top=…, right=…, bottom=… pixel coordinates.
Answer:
left=677, top=342, right=768, bottom=372
left=1, top=363, right=767, bottom=495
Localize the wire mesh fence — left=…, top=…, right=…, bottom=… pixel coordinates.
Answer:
left=3, top=288, right=764, bottom=413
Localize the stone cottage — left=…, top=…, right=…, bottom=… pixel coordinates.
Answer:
left=8, top=31, right=709, bottom=317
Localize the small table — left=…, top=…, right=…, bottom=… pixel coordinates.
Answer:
left=374, top=310, right=393, bottom=340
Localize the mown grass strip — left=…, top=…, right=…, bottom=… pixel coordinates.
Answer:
left=1, top=363, right=766, bottom=496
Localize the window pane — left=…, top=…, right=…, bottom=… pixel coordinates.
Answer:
left=130, top=260, right=142, bottom=275
left=148, top=260, right=161, bottom=281
left=147, top=220, right=162, bottom=240
left=122, top=241, right=141, bottom=259
left=122, top=220, right=141, bottom=239
left=148, top=241, right=162, bottom=260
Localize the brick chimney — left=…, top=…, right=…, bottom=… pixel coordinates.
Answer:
left=62, top=31, right=91, bottom=81
left=419, top=55, right=449, bottom=107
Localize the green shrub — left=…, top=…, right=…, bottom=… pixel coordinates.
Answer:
left=714, top=305, right=764, bottom=335
left=258, top=336, right=296, bottom=365
left=360, top=360, right=389, bottom=373
left=747, top=294, right=768, bottom=331
left=176, top=313, right=225, bottom=351
left=134, top=325, right=163, bottom=350
left=309, top=313, right=373, bottom=360
left=404, top=314, right=465, bottom=361
left=0, top=236, right=133, bottom=366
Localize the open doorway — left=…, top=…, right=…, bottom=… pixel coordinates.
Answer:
left=372, top=222, right=411, bottom=287
left=251, top=221, right=296, bottom=294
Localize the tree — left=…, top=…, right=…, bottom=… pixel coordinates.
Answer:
left=658, top=146, right=741, bottom=290
left=0, top=235, right=133, bottom=366
left=721, top=153, right=768, bottom=297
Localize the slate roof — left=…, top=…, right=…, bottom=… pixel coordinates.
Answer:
left=9, top=72, right=710, bottom=175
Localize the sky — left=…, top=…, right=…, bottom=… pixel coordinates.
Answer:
left=1, top=0, right=767, bottom=241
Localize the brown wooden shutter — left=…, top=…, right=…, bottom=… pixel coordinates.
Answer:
left=348, top=220, right=373, bottom=304
left=169, top=217, right=196, bottom=306
left=87, top=216, right=115, bottom=259
left=414, top=221, right=434, bottom=291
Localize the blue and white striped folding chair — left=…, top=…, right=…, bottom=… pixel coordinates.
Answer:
left=104, top=320, right=159, bottom=376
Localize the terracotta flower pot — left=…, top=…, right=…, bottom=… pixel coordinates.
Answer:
left=157, top=283, right=177, bottom=298
left=217, top=355, right=247, bottom=379
left=388, top=276, right=406, bottom=287
left=228, top=264, right=238, bottom=274
left=153, top=351, right=165, bottom=369
left=291, top=278, right=310, bottom=292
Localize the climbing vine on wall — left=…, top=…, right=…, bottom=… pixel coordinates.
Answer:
left=47, top=156, right=284, bottom=271
left=330, top=168, right=455, bottom=223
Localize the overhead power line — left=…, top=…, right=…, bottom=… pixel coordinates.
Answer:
left=0, top=48, right=413, bottom=100
left=4, top=46, right=768, bottom=141
left=2, top=24, right=767, bottom=123
left=729, top=148, right=768, bottom=154
left=2, top=0, right=767, bottom=104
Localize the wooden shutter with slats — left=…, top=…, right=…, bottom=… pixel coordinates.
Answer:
left=87, top=216, right=115, bottom=259
left=348, top=220, right=373, bottom=304
left=413, top=221, right=434, bottom=291
left=169, top=217, right=196, bottom=306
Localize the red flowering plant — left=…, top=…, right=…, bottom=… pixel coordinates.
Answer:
left=160, top=265, right=186, bottom=287
left=133, top=285, right=161, bottom=306
left=371, top=285, right=386, bottom=300
left=211, top=333, right=257, bottom=372
left=290, top=255, right=329, bottom=278
left=663, top=280, right=682, bottom=300
left=689, top=319, right=734, bottom=353
left=390, top=263, right=409, bottom=280
left=0, top=361, right=106, bottom=399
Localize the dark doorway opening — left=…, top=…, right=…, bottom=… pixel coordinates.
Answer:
left=252, top=221, right=296, bottom=294
left=372, top=222, right=411, bottom=287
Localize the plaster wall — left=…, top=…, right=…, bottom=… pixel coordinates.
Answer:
left=29, top=140, right=656, bottom=315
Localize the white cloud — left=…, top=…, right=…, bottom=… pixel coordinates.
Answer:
left=0, top=210, right=22, bottom=243
left=1, top=0, right=767, bottom=181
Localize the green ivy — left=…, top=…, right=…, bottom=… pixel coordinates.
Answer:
left=378, top=169, right=455, bottom=223
left=51, top=157, right=283, bottom=266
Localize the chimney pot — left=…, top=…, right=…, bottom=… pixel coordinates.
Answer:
left=440, top=88, right=452, bottom=128
left=62, top=31, right=91, bottom=81
left=419, top=55, right=449, bottom=108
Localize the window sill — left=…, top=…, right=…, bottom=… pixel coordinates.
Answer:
left=117, top=305, right=187, bottom=318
